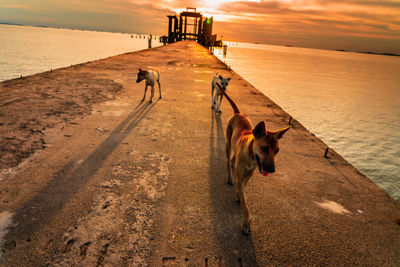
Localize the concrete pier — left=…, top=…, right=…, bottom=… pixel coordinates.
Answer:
left=0, top=41, right=399, bottom=266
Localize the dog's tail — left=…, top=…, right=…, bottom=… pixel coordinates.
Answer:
left=216, top=82, right=240, bottom=114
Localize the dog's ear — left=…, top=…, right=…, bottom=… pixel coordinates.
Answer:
left=219, top=74, right=223, bottom=79
left=271, top=126, right=290, bottom=139
left=138, top=68, right=142, bottom=72
left=253, top=121, right=266, bottom=138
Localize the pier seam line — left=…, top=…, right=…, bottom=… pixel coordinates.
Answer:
left=283, top=117, right=357, bottom=189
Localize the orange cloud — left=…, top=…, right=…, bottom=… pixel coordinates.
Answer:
left=207, top=0, right=400, bottom=53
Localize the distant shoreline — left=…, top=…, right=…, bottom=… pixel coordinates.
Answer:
left=0, top=21, right=23, bottom=26
left=0, top=21, right=149, bottom=36
left=2, top=22, right=399, bottom=57
left=335, top=49, right=400, bottom=57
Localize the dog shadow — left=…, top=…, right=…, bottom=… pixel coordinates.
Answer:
left=3, top=100, right=158, bottom=249
left=208, top=112, right=257, bottom=266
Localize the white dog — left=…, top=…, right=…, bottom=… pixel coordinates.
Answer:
left=211, top=73, right=231, bottom=113
left=136, top=68, right=161, bottom=103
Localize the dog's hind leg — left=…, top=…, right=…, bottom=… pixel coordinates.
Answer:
left=225, top=123, right=233, bottom=185
left=157, top=79, right=162, bottom=99
left=211, top=85, right=215, bottom=109
left=141, top=84, right=148, bottom=102
left=149, top=86, right=154, bottom=103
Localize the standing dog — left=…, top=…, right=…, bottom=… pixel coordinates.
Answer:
left=217, top=83, right=290, bottom=234
left=136, top=68, right=161, bottom=103
left=211, top=73, right=231, bottom=113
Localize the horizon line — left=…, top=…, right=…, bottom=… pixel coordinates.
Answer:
left=1, top=22, right=399, bottom=57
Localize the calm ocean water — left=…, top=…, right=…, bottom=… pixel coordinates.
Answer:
left=0, top=24, right=160, bottom=81
left=215, top=42, right=400, bottom=201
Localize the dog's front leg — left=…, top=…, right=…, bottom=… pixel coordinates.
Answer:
left=141, top=84, right=148, bottom=102
left=212, top=92, right=219, bottom=110
left=216, top=94, right=223, bottom=113
left=215, top=93, right=221, bottom=112
left=213, top=93, right=221, bottom=112
left=236, top=168, right=251, bottom=234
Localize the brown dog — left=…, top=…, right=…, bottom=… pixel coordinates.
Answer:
left=217, top=83, right=290, bottom=234
left=136, top=68, right=161, bottom=103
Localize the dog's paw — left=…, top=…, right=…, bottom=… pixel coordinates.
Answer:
left=148, top=100, right=153, bottom=103
left=236, top=193, right=241, bottom=204
left=141, top=99, right=145, bottom=102
left=211, top=106, right=215, bottom=109
left=241, top=219, right=252, bottom=235
left=159, top=96, right=162, bottom=99
left=226, top=177, right=233, bottom=185
left=216, top=110, right=222, bottom=114
left=230, top=158, right=235, bottom=169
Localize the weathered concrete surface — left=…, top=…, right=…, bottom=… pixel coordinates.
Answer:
left=0, top=41, right=399, bottom=266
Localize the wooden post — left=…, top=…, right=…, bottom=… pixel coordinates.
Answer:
left=197, top=16, right=203, bottom=44
left=168, top=16, right=173, bottom=43
left=184, top=16, right=187, bottom=40
left=148, top=35, right=152, bottom=48
left=179, top=16, right=183, bottom=41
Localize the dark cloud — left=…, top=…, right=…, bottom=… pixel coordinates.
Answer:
left=0, top=0, right=173, bottom=34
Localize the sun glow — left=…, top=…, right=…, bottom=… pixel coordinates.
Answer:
left=202, top=0, right=232, bottom=9
left=202, top=0, right=259, bottom=9
left=194, top=0, right=260, bottom=22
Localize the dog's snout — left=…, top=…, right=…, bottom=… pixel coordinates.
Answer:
left=264, top=163, right=275, bottom=173
left=268, top=166, right=275, bottom=173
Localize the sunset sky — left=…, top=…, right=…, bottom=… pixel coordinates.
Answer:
left=1, top=0, right=400, bottom=53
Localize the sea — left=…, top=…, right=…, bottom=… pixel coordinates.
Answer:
left=0, top=25, right=399, bottom=201
left=214, top=42, right=400, bottom=201
left=0, top=24, right=160, bottom=81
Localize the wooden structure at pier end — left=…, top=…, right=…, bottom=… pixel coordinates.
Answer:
left=166, top=7, right=217, bottom=48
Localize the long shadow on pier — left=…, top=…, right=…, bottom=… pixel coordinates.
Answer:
left=208, top=112, right=257, bottom=266
left=3, top=100, right=158, bottom=251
